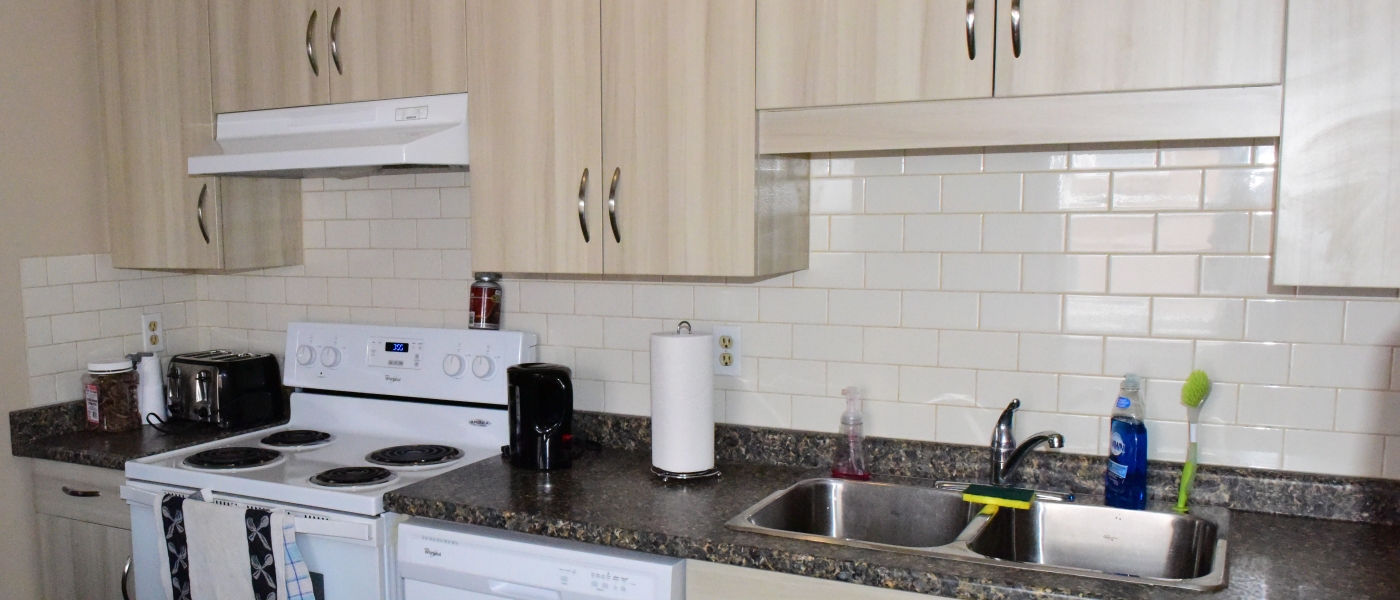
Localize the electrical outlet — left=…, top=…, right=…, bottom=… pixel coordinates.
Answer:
left=713, top=325, right=741, bottom=376
left=141, top=313, right=165, bottom=353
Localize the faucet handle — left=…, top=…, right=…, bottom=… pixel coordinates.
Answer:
left=991, top=399, right=1020, bottom=450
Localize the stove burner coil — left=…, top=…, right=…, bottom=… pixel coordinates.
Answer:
left=310, top=466, right=396, bottom=488
left=183, top=447, right=282, bottom=470
left=366, top=445, right=463, bottom=467
left=261, top=430, right=333, bottom=448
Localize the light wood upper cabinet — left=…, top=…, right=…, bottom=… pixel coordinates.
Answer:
left=471, top=0, right=807, bottom=278
left=992, top=0, right=1285, bottom=97
left=603, top=0, right=762, bottom=275
left=467, top=0, right=603, bottom=274
left=1274, top=0, right=1400, bottom=288
left=210, top=0, right=331, bottom=113
left=756, top=0, right=995, bottom=109
left=327, top=0, right=469, bottom=103
left=101, top=0, right=302, bottom=271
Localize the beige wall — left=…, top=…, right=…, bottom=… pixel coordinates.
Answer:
left=0, top=0, right=109, bottom=596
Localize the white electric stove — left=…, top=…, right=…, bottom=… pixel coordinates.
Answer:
left=122, top=322, right=536, bottom=600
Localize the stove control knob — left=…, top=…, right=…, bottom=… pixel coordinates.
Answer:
left=296, top=345, right=316, bottom=366
left=320, top=346, right=342, bottom=368
left=443, top=354, right=466, bottom=378
left=471, top=355, right=495, bottom=379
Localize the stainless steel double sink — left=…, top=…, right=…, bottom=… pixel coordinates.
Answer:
left=725, top=478, right=1228, bottom=592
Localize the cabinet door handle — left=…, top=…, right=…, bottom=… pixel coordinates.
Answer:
left=576, top=168, right=591, bottom=243
left=306, top=9, right=320, bottom=76
left=121, top=556, right=132, bottom=600
left=965, top=0, right=976, bottom=60
left=61, top=486, right=101, bottom=498
left=607, top=167, right=621, bottom=243
left=196, top=183, right=211, bottom=244
left=330, top=7, right=343, bottom=75
left=1010, top=0, right=1022, bottom=57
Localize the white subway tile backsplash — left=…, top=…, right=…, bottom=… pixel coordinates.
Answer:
left=830, top=215, right=903, bottom=252
left=830, top=152, right=903, bottom=177
left=1058, top=375, right=1120, bottom=416
left=1103, top=337, right=1193, bottom=380
left=575, top=348, right=633, bottom=382
left=324, top=220, right=370, bottom=248
left=936, top=405, right=1001, bottom=445
left=809, top=218, right=829, bottom=251
left=760, top=288, right=827, bottom=324
left=1111, top=170, right=1202, bottom=211
left=1071, top=147, right=1158, bottom=170
left=1283, top=429, right=1383, bottom=477
left=1289, top=344, right=1393, bottom=390
left=985, top=148, right=1069, bottom=172
left=942, top=174, right=1022, bottom=213
left=758, top=358, right=826, bottom=396
left=903, top=215, right=982, bottom=252
left=693, top=286, right=759, bottom=322
left=865, top=253, right=940, bottom=290
left=904, top=150, right=982, bottom=175
left=1109, top=256, right=1198, bottom=295
left=303, top=191, right=347, bottom=220
left=1067, top=214, right=1155, bottom=253
left=1237, top=385, right=1336, bottom=430
left=1020, top=334, right=1103, bottom=375
left=1335, top=390, right=1400, bottom=435
left=1147, top=379, right=1239, bottom=423
left=899, top=366, right=976, bottom=404
left=1196, top=341, right=1290, bottom=385
left=1017, top=411, right=1101, bottom=454
left=743, top=323, right=792, bottom=358
left=520, top=282, right=574, bottom=314
left=792, top=325, right=864, bottom=362
left=790, top=395, right=847, bottom=433
left=1023, top=172, right=1110, bottom=212
left=1244, top=299, right=1344, bottom=344
left=302, top=249, right=350, bottom=277
left=20, top=257, right=47, bottom=288
left=23, top=286, right=73, bottom=318
left=25, top=317, right=51, bottom=348
left=810, top=178, right=864, bottom=214
left=977, top=370, right=1058, bottom=411
left=862, top=401, right=938, bottom=441
left=633, top=285, right=693, bottom=319
left=727, top=391, right=792, bottom=427
left=1344, top=301, right=1400, bottom=346
left=902, top=292, right=979, bottom=330
left=1199, top=424, right=1284, bottom=469
left=1203, top=168, right=1275, bottom=210
left=418, top=280, right=470, bottom=311
left=390, top=188, right=440, bottom=218
left=1063, top=296, right=1149, bottom=336
left=828, top=290, right=900, bottom=327
left=864, top=328, right=938, bottom=367
left=979, top=293, right=1062, bottom=333
left=347, top=249, right=395, bottom=278
left=346, top=190, right=393, bottom=219
left=417, top=219, right=469, bottom=249
left=368, top=174, right=418, bottom=189
left=1199, top=255, right=1270, bottom=297
left=827, top=362, right=899, bottom=401
left=45, top=254, right=96, bottom=285
left=1159, top=143, right=1252, bottom=167
left=982, top=214, right=1066, bottom=253
left=72, top=282, right=120, bottom=313
left=1021, top=255, right=1107, bottom=294
left=940, top=331, right=1019, bottom=370
left=1153, top=297, right=1244, bottom=340
left=1155, top=212, right=1250, bottom=253
left=50, top=312, right=100, bottom=344
left=792, top=252, right=864, bottom=289
left=864, top=176, right=940, bottom=213
left=547, top=314, right=604, bottom=348
left=942, top=254, right=1020, bottom=292
left=605, top=382, right=652, bottom=416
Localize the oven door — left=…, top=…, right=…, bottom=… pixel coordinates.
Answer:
left=123, top=481, right=396, bottom=600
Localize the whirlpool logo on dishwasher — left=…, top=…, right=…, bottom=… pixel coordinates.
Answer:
left=384, top=375, right=402, bottom=383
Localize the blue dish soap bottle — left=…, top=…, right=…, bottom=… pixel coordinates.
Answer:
left=1105, top=373, right=1148, bottom=509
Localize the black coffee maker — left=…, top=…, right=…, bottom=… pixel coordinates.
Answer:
left=506, top=363, right=574, bottom=471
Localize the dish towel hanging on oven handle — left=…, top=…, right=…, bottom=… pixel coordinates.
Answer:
left=157, top=492, right=306, bottom=600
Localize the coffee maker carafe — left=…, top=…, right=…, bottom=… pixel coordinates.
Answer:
left=506, top=363, right=574, bottom=470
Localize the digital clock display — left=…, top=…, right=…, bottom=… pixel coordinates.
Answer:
left=385, top=342, right=410, bottom=353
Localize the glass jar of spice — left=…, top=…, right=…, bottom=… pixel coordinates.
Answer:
left=469, top=272, right=503, bottom=330
left=84, top=359, right=140, bottom=432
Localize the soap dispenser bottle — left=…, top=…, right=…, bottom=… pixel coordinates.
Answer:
left=1105, top=373, right=1148, bottom=509
left=831, top=387, right=870, bottom=481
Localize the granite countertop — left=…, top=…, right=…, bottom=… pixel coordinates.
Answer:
left=10, top=400, right=285, bottom=470
left=384, top=448, right=1400, bottom=600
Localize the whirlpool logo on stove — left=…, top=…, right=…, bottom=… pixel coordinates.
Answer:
left=384, top=374, right=402, bottom=383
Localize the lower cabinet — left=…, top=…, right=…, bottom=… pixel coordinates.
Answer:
left=32, top=462, right=133, bottom=600
left=685, top=560, right=953, bottom=600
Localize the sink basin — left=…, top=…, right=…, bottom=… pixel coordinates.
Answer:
left=726, top=478, right=978, bottom=550
left=727, top=479, right=1229, bottom=592
left=965, top=501, right=1225, bottom=582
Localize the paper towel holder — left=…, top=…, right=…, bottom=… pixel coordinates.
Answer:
left=651, top=321, right=721, bottom=482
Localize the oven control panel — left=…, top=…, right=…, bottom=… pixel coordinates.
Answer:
left=284, top=323, right=537, bottom=405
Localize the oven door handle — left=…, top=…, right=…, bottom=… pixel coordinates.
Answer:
left=121, top=486, right=370, bottom=541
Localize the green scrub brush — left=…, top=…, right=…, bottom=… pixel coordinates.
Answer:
left=1175, top=370, right=1212, bottom=513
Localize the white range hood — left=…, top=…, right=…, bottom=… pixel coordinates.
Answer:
left=188, top=93, right=468, bottom=179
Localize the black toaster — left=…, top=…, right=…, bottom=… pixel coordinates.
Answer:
left=166, top=351, right=286, bottom=428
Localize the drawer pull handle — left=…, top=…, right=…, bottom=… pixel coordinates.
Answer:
left=61, top=486, right=101, bottom=498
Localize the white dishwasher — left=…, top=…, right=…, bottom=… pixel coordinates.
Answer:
left=396, top=518, right=685, bottom=600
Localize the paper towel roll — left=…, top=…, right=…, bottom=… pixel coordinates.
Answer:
left=137, top=355, right=167, bottom=421
left=650, top=330, right=715, bottom=474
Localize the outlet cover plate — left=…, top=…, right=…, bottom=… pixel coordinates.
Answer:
left=141, top=313, right=165, bottom=353
left=713, top=325, right=741, bottom=376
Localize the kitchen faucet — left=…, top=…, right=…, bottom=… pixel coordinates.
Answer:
left=989, top=399, right=1065, bottom=486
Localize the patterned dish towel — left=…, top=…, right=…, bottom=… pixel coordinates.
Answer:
left=281, top=519, right=316, bottom=600
left=157, top=493, right=299, bottom=600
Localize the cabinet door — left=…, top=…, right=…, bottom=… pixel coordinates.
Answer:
left=327, top=0, right=469, bottom=103
left=756, top=0, right=994, bottom=109
left=1274, top=0, right=1400, bottom=287
left=37, top=514, right=132, bottom=600
left=602, top=0, right=759, bottom=276
left=467, top=0, right=603, bottom=274
left=210, top=0, right=331, bottom=112
left=98, top=0, right=223, bottom=270
left=992, top=0, right=1284, bottom=97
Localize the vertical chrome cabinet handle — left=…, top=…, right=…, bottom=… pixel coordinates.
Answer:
left=306, top=9, right=320, bottom=76
left=965, top=0, right=976, bottom=60
left=1010, top=0, right=1022, bottom=57
left=196, top=184, right=211, bottom=244
left=330, top=7, right=343, bottom=75
left=121, top=556, right=132, bottom=600
left=607, top=168, right=621, bottom=243
left=577, top=168, right=591, bottom=242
